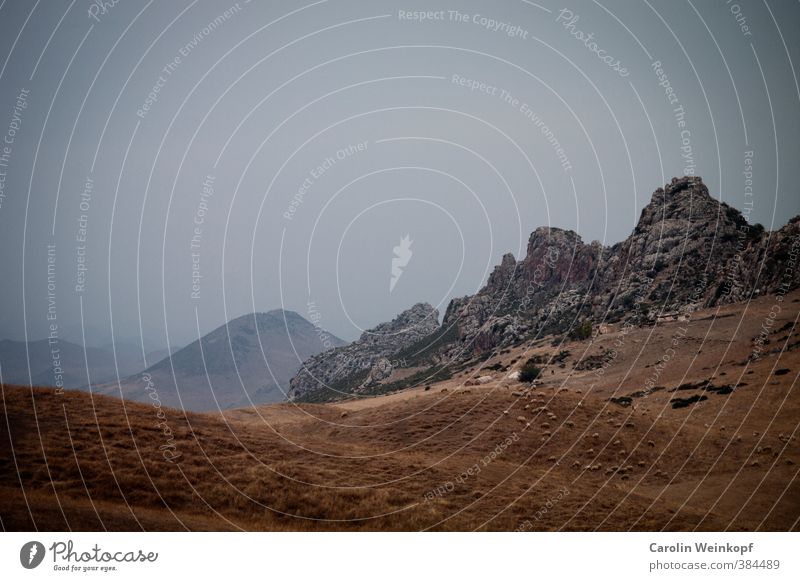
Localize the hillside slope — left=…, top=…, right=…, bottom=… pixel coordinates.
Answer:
left=97, top=310, right=344, bottom=411
left=2, top=290, right=798, bottom=531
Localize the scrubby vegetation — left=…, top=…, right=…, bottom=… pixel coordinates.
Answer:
left=518, top=359, right=542, bottom=383
left=569, top=320, right=593, bottom=341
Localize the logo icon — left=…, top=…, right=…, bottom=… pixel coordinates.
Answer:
left=20, top=541, right=45, bottom=569
left=390, top=235, right=413, bottom=293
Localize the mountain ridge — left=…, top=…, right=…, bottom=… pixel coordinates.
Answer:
left=96, top=309, right=345, bottom=411
left=290, top=176, right=800, bottom=402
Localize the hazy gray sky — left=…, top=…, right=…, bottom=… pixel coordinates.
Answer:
left=0, top=0, right=798, bottom=354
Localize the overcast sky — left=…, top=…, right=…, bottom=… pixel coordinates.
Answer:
left=0, top=0, right=798, bottom=355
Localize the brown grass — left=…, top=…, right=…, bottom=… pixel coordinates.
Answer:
left=1, top=291, right=799, bottom=531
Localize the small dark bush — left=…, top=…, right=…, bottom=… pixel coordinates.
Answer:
left=518, top=360, right=542, bottom=383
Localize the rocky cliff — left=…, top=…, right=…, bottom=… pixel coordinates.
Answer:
left=290, top=176, right=800, bottom=402
left=288, top=302, right=440, bottom=401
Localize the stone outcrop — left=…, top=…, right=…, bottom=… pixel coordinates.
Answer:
left=290, top=176, right=800, bottom=402
left=288, top=303, right=439, bottom=401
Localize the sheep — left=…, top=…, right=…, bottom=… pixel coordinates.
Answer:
left=541, top=422, right=551, bottom=429
left=647, top=440, right=655, bottom=447
left=517, top=416, right=527, bottom=424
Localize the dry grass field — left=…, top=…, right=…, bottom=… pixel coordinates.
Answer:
left=1, top=291, right=798, bottom=531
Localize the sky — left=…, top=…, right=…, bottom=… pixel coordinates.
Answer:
left=0, top=0, right=798, bottom=356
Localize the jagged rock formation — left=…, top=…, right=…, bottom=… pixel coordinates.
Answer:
left=288, top=303, right=440, bottom=401
left=290, top=177, right=800, bottom=402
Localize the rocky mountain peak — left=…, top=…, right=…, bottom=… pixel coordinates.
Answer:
left=526, top=226, right=584, bottom=256
left=290, top=177, right=800, bottom=403
left=634, top=176, right=747, bottom=235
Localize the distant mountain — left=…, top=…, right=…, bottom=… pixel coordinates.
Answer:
left=97, top=310, right=345, bottom=411
left=0, top=338, right=153, bottom=388
left=290, top=176, right=800, bottom=402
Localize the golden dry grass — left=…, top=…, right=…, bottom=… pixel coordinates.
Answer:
left=1, top=291, right=798, bottom=531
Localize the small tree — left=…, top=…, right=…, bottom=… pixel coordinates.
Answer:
left=518, top=360, right=542, bottom=383
left=569, top=320, right=592, bottom=341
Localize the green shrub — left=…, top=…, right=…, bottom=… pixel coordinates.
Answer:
left=569, top=320, right=593, bottom=341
